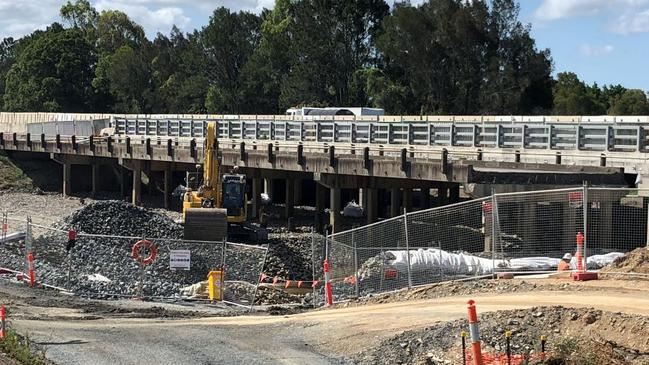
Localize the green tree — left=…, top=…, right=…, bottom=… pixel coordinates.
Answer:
left=60, top=0, right=98, bottom=31
left=3, top=24, right=95, bottom=112
left=608, top=89, right=649, bottom=115
left=103, top=45, right=152, bottom=113
left=151, top=27, right=209, bottom=113
left=552, top=72, right=605, bottom=115
left=200, top=7, right=261, bottom=114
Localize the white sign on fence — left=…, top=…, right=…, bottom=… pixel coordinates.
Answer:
left=170, top=250, right=191, bottom=270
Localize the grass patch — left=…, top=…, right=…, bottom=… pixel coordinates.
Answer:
left=0, top=329, right=45, bottom=365
left=0, top=152, right=33, bottom=191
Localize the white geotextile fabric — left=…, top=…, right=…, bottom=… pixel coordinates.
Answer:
left=385, top=248, right=625, bottom=275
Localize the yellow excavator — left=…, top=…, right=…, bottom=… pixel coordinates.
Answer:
left=182, top=122, right=267, bottom=243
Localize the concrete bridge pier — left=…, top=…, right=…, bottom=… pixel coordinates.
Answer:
left=264, top=178, right=274, bottom=202
left=390, top=188, right=401, bottom=217
left=251, top=177, right=262, bottom=219
left=365, top=188, right=378, bottom=225
left=330, top=187, right=342, bottom=234
left=421, top=188, right=431, bottom=210
left=315, top=182, right=326, bottom=233
left=131, top=161, right=142, bottom=206
left=403, top=188, right=413, bottom=213
left=285, top=178, right=295, bottom=219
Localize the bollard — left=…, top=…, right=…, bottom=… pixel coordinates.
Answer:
left=0, top=305, right=5, bottom=339
left=461, top=331, right=467, bottom=364
left=324, top=259, right=333, bottom=306
left=505, top=330, right=512, bottom=365
left=27, top=252, right=35, bottom=287
left=467, top=300, right=484, bottom=365
left=540, top=335, right=547, bottom=361
left=576, top=232, right=585, bottom=272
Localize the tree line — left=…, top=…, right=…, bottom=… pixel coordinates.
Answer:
left=0, top=0, right=647, bottom=116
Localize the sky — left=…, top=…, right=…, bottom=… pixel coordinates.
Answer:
left=0, top=0, right=648, bottom=90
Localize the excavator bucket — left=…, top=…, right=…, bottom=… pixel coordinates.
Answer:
left=183, top=207, right=228, bottom=242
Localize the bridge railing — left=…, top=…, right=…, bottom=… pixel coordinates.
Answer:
left=110, top=117, right=649, bottom=153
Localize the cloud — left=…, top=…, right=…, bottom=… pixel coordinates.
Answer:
left=0, top=0, right=61, bottom=39
left=534, top=0, right=648, bottom=21
left=95, top=1, right=191, bottom=33
left=614, top=9, right=649, bottom=33
left=579, top=43, right=615, bottom=56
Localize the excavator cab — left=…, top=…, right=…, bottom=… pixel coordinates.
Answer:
left=221, top=174, right=246, bottom=221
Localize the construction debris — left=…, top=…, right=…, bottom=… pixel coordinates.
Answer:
left=601, top=247, right=649, bottom=275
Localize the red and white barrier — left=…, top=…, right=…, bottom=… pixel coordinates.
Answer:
left=27, top=252, right=35, bottom=287
left=467, top=300, right=484, bottom=365
left=0, top=305, right=6, bottom=339
left=324, top=259, right=333, bottom=306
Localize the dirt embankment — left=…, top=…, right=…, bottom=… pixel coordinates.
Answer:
left=601, top=247, right=649, bottom=275
left=355, top=306, right=649, bottom=365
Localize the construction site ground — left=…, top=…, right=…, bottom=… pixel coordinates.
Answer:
left=2, top=275, right=649, bottom=365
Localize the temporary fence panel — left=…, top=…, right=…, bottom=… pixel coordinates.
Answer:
left=222, top=242, right=269, bottom=306
left=491, top=188, right=584, bottom=272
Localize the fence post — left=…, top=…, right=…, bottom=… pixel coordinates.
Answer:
left=583, top=182, right=589, bottom=269
left=25, top=217, right=33, bottom=278
left=324, top=231, right=333, bottom=306
left=403, top=208, right=413, bottom=289
left=311, top=229, right=318, bottom=308
left=491, top=190, right=498, bottom=276
left=352, top=229, right=359, bottom=297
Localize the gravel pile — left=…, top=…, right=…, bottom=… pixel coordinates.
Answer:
left=355, top=306, right=649, bottom=365
left=0, top=201, right=319, bottom=303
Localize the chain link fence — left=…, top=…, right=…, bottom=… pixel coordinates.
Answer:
left=323, top=186, right=649, bottom=303
left=0, top=219, right=268, bottom=307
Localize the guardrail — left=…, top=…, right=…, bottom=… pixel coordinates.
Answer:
left=112, top=118, right=649, bottom=153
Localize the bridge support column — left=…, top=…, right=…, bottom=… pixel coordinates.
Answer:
left=120, top=166, right=128, bottom=200
left=285, top=178, right=294, bottom=219
left=62, top=160, right=72, bottom=197
left=450, top=184, right=460, bottom=204
left=252, top=177, right=262, bottom=219
left=403, top=188, right=413, bottom=213
left=330, top=187, right=342, bottom=234
left=315, top=183, right=326, bottom=233
left=421, top=188, right=431, bottom=210
left=132, top=161, right=142, bottom=206
left=359, top=188, right=369, bottom=210
left=163, top=165, right=172, bottom=210
left=438, top=187, right=449, bottom=206
left=293, top=178, right=302, bottom=206
left=91, top=161, right=100, bottom=197
left=264, top=178, right=274, bottom=202
left=390, top=188, right=401, bottom=217
left=366, top=188, right=378, bottom=225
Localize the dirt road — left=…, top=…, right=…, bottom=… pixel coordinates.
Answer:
left=10, top=285, right=649, bottom=365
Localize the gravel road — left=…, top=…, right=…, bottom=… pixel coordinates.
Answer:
left=6, top=279, right=649, bottom=365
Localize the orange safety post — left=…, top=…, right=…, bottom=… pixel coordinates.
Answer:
left=0, top=305, right=5, bottom=339
left=27, top=252, right=35, bottom=287
left=467, top=300, right=484, bottom=365
left=324, top=259, right=333, bottom=306
left=575, top=232, right=585, bottom=272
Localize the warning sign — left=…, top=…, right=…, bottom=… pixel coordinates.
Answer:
left=568, top=191, right=583, bottom=208
left=170, top=250, right=191, bottom=270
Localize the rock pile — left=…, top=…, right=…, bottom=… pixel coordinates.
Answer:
left=0, top=200, right=319, bottom=304
left=355, top=306, right=649, bottom=365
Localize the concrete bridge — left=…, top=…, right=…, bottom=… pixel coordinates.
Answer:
left=2, top=114, right=647, bottom=233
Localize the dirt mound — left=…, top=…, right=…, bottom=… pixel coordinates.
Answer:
left=602, top=248, right=649, bottom=274
left=355, top=306, right=649, bottom=365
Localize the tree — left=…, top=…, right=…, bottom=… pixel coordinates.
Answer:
left=200, top=7, right=261, bottom=114
left=608, top=89, right=649, bottom=115
left=3, top=24, right=95, bottom=112
left=103, top=45, right=152, bottom=113
left=60, top=0, right=98, bottom=31
left=151, top=28, right=209, bottom=113
left=371, top=0, right=552, bottom=115
left=552, top=72, right=605, bottom=115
